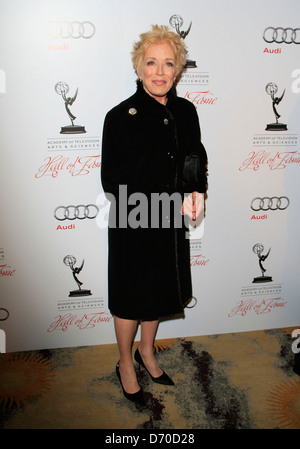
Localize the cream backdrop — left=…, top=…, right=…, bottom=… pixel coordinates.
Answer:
left=0, top=0, right=299, bottom=352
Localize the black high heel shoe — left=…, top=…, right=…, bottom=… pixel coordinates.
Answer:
left=116, top=362, right=146, bottom=406
left=134, top=348, right=175, bottom=386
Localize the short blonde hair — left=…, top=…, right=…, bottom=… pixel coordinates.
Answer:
left=131, top=25, right=187, bottom=81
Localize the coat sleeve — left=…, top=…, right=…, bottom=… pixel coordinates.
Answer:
left=101, top=109, right=131, bottom=198
left=181, top=103, right=208, bottom=194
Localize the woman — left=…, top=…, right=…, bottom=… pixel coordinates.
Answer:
left=101, top=25, right=207, bottom=405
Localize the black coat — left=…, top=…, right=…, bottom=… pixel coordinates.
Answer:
left=101, top=82, right=207, bottom=320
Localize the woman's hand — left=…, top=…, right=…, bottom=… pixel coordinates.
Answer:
left=181, top=192, right=204, bottom=221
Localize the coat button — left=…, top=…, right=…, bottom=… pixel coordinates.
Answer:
left=163, top=118, right=169, bottom=125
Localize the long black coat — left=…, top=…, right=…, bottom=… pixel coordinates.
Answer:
left=101, top=82, right=207, bottom=320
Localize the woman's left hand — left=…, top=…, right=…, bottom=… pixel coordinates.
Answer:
left=181, top=192, right=204, bottom=221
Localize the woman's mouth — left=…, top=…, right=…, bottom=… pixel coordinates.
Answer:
left=152, top=80, right=166, bottom=86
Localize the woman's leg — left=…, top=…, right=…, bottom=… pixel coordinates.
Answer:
left=114, top=316, right=139, bottom=394
left=138, top=320, right=163, bottom=378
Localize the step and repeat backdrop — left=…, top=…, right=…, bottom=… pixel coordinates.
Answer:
left=1, top=0, right=300, bottom=352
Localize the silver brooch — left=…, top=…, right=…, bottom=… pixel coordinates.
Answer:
left=128, top=108, right=137, bottom=115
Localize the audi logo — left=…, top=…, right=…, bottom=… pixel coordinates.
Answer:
left=251, top=196, right=290, bottom=211
left=263, top=27, right=300, bottom=44
left=46, top=21, right=96, bottom=39
left=0, top=308, right=9, bottom=321
left=54, top=204, right=99, bottom=221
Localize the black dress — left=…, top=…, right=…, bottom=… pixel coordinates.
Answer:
left=101, top=82, right=207, bottom=320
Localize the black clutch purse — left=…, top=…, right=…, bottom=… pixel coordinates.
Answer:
left=182, top=152, right=200, bottom=185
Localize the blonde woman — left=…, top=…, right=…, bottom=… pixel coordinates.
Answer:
left=101, top=25, right=207, bottom=405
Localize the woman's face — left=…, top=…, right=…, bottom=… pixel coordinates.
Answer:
left=138, top=42, right=176, bottom=105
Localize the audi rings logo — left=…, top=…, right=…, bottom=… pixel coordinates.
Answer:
left=263, top=27, right=300, bottom=44
left=0, top=308, right=9, bottom=321
left=54, top=204, right=99, bottom=221
left=46, top=21, right=96, bottom=39
left=251, top=196, right=290, bottom=211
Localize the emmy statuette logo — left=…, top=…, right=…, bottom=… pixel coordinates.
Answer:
left=63, top=255, right=92, bottom=297
left=265, top=82, right=287, bottom=131
left=169, top=15, right=197, bottom=68
left=252, top=243, right=273, bottom=283
left=55, top=81, right=86, bottom=134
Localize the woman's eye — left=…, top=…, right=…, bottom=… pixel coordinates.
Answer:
left=166, top=62, right=174, bottom=67
left=147, top=60, right=155, bottom=66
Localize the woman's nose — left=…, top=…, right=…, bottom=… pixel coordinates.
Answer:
left=156, top=63, right=164, bottom=75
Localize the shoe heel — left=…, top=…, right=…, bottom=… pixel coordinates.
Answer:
left=134, top=348, right=175, bottom=386
left=116, top=362, right=146, bottom=406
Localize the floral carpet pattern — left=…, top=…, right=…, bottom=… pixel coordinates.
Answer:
left=0, top=328, right=299, bottom=429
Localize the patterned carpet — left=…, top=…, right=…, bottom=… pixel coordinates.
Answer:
left=0, top=327, right=300, bottom=430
